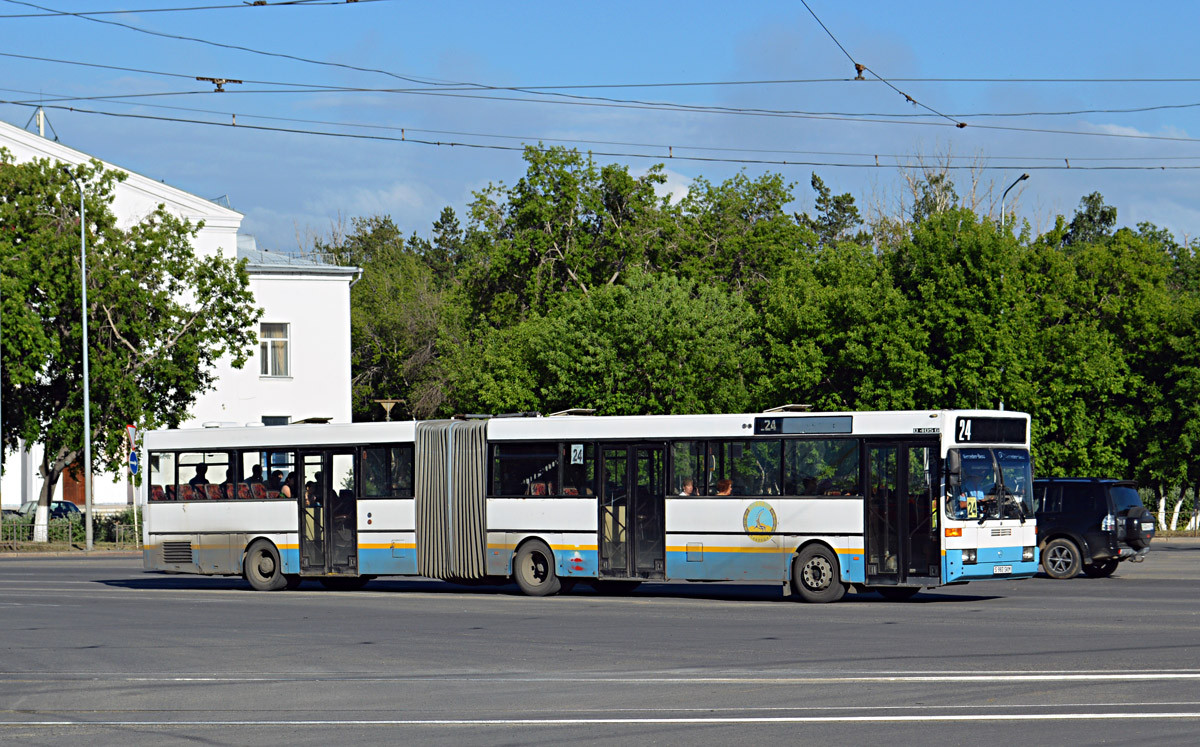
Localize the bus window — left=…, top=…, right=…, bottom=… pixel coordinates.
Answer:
left=560, top=443, right=595, bottom=496
left=149, top=452, right=175, bottom=501
left=672, top=441, right=707, bottom=496
left=785, top=439, right=860, bottom=496
left=710, top=440, right=782, bottom=496
left=263, top=451, right=295, bottom=499
left=492, top=442, right=559, bottom=496
left=176, top=451, right=233, bottom=500
left=361, top=445, right=415, bottom=498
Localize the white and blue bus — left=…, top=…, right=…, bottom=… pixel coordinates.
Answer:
left=142, top=408, right=1038, bottom=602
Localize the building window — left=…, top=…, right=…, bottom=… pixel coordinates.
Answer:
left=260, top=322, right=290, bottom=377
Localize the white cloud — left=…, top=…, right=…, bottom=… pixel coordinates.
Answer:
left=632, top=165, right=692, bottom=205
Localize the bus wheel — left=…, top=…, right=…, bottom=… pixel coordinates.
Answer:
left=319, top=576, right=371, bottom=591
left=590, top=580, right=641, bottom=595
left=244, top=540, right=287, bottom=592
left=513, top=540, right=562, bottom=597
left=875, top=586, right=920, bottom=601
left=1042, top=538, right=1081, bottom=579
left=1082, top=559, right=1119, bottom=578
left=792, top=545, right=846, bottom=603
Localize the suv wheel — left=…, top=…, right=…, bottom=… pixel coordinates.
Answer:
left=1042, top=538, right=1082, bottom=579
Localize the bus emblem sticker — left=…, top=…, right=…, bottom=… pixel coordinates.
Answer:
left=743, top=501, right=778, bottom=543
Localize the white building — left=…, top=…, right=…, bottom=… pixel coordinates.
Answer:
left=1, top=116, right=358, bottom=508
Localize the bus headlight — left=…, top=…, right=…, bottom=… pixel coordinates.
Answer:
left=962, top=549, right=977, bottom=564
left=1022, top=546, right=1035, bottom=561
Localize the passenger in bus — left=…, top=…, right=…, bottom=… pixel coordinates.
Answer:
left=716, top=479, right=733, bottom=496
left=188, top=464, right=209, bottom=488
left=280, top=473, right=297, bottom=499
left=268, top=470, right=284, bottom=491
left=678, top=478, right=695, bottom=496
left=802, top=477, right=818, bottom=495
left=220, top=468, right=237, bottom=499
left=244, top=464, right=265, bottom=485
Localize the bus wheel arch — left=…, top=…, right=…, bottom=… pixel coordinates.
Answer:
left=243, top=538, right=288, bottom=592
left=512, top=538, right=562, bottom=597
left=790, top=541, right=846, bottom=603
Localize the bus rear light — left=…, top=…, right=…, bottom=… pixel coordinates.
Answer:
left=945, top=528, right=962, bottom=537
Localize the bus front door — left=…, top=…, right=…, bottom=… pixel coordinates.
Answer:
left=599, top=445, right=666, bottom=580
left=865, top=442, right=940, bottom=586
left=297, top=450, right=359, bottom=576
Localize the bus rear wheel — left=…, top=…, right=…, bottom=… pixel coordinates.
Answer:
left=513, top=540, right=562, bottom=597
left=244, top=540, right=287, bottom=592
left=791, top=545, right=846, bottom=603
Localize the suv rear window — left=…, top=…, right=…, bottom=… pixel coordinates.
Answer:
left=1109, top=485, right=1144, bottom=512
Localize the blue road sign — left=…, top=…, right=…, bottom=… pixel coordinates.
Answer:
left=129, top=451, right=139, bottom=475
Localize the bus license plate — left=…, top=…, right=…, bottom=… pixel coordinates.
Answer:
left=993, top=565, right=1012, bottom=574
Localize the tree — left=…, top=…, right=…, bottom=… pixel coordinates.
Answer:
left=797, top=173, right=864, bottom=248
left=1, top=154, right=260, bottom=538
left=446, top=270, right=759, bottom=416
left=457, top=146, right=668, bottom=328
left=315, top=215, right=449, bottom=420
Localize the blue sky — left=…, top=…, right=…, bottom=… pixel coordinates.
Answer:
left=3, top=1, right=1199, bottom=251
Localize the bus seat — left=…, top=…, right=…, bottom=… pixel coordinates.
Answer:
left=251, top=483, right=268, bottom=500
left=205, top=484, right=223, bottom=500
left=237, top=484, right=252, bottom=500
left=176, top=484, right=194, bottom=501
left=151, top=485, right=165, bottom=502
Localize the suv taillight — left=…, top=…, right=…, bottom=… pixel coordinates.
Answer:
left=1101, top=514, right=1116, bottom=532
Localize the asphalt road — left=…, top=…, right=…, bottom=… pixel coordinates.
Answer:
left=2, top=540, right=1199, bottom=746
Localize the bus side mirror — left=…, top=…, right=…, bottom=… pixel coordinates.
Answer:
left=946, top=450, right=961, bottom=477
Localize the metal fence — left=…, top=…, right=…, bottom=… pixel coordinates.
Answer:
left=0, top=517, right=140, bottom=551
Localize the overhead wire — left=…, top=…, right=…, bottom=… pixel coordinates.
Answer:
left=7, top=99, right=1200, bottom=171
left=799, top=0, right=966, bottom=128
left=0, top=0, right=379, bottom=17
left=0, top=0, right=457, bottom=88
left=8, top=49, right=1200, bottom=123
left=9, top=83, right=1200, bottom=165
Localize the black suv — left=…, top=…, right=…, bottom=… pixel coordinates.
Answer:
left=1032, top=478, right=1154, bottom=579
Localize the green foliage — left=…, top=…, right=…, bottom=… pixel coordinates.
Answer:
left=1, top=154, right=261, bottom=507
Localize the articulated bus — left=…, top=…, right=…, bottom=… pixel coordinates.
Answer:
left=142, top=408, right=1038, bottom=602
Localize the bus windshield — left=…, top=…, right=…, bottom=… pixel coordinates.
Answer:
left=947, top=448, right=1033, bottom=522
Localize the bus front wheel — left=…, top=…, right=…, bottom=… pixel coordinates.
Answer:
left=244, top=540, right=287, bottom=592
left=792, top=545, right=846, bottom=603
left=513, top=540, right=562, bottom=597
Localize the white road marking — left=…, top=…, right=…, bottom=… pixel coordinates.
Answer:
left=4, top=712, right=1200, bottom=727
left=4, top=670, right=1200, bottom=684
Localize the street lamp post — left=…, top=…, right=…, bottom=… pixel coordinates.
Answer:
left=63, top=167, right=94, bottom=552
left=1001, top=173, right=1030, bottom=229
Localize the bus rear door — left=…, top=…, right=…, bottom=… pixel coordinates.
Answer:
left=598, top=444, right=666, bottom=580
left=298, top=449, right=359, bottom=576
